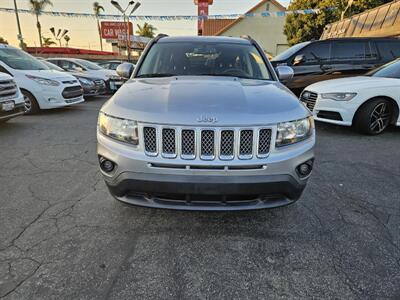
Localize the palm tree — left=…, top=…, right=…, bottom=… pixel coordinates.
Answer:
left=42, top=36, right=56, bottom=47
left=64, top=35, right=70, bottom=47
left=29, top=0, right=53, bottom=47
left=0, top=37, right=8, bottom=44
left=136, top=23, right=157, bottom=38
left=93, top=2, right=104, bottom=51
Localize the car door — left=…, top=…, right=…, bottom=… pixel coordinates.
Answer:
left=287, top=41, right=331, bottom=93
left=327, top=40, right=379, bottom=81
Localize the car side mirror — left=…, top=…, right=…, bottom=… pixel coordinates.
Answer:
left=116, top=62, right=135, bottom=79
left=275, top=66, right=294, bottom=81
left=293, top=54, right=305, bottom=66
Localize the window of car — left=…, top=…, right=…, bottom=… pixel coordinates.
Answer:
left=331, top=41, right=376, bottom=62
left=375, top=40, right=400, bottom=61
left=137, top=42, right=272, bottom=80
left=0, top=48, right=48, bottom=70
left=271, top=42, right=311, bottom=62
left=367, top=59, right=400, bottom=78
left=295, top=42, right=331, bottom=65
left=75, top=59, right=103, bottom=70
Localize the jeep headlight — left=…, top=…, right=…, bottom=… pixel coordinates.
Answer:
left=276, top=117, right=314, bottom=147
left=321, top=92, right=357, bottom=101
left=98, top=112, right=139, bottom=145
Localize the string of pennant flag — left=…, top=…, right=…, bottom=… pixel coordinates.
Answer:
left=0, top=7, right=328, bottom=21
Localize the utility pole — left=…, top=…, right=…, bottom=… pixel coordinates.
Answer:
left=13, top=0, right=25, bottom=49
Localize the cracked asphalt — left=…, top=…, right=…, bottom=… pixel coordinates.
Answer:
left=0, top=96, right=399, bottom=299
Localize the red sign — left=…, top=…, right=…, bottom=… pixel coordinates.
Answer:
left=100, top=21, right=133, bottom=40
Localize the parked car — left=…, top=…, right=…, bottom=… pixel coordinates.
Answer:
left=46, top=58, right=124, bottom=92
left=301, top=58, right=400, bottom=135
left=271, top=38, right=400, bottom=95
left=97, top=60, right=130, bottom=71
left=0, top=72, right=25, bottom=123
left=0, top=44, right=84, bottom=114
left=41, top=60, right=106, bottom=97
left=97, top=35, right=315, bottom=211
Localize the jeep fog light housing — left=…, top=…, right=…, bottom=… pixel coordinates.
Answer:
left=276, top=117, right=314, bottom=147
left=296, top=159, right=314, bottom=178
left=98, top=111, right=139, bottom=145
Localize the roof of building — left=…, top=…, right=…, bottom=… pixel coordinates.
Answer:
left=203, top=19, right=236, bottom=36
left=321, top=0, right=400, bottom=39
left=214, top=0, right=286, bottom=36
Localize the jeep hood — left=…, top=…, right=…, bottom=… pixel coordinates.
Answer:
left=101, top=76, right=310, bottom=126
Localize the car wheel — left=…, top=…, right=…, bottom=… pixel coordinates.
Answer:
left=354, top=98, right=393, bottom=135
left=21, top=90, right=39, bottom=114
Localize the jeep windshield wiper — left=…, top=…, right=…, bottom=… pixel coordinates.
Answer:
left=136, top=73, right=176, bottom=78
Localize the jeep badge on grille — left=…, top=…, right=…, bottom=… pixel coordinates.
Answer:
left=197, top=115, right=218, bottom=123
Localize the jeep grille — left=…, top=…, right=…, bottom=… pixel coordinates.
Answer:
left=142, top=126, right=272, bottom=161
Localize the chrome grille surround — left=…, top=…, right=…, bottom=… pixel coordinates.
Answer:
left=142, top=125, right=273, bottom=161
left=143, top=127, right=157, bottom=156
left=162, top=128, right=177, bottom=158
left=300, top=91, right=318, bottom=111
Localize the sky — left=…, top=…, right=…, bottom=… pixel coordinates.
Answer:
left=0, top=0, right=291, bottom=50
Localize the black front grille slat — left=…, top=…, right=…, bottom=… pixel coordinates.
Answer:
left=201, top=130, right=215, bottom=158
left=62, top=86, right=83, bottom=99
left=258, top=129, right=272, bottom=156
left=143, top=127, right=157, bottom=154
left=300, top=91, right=318, bottom=111
left=0, top=80, right=17, bottom=99
left=220, top=130, right=234, bottom=158
left=181, top=130, right=195, bottom=157
left=162, top=128, right=176, bottom=155
left=239, top=130, right=253, bottom=157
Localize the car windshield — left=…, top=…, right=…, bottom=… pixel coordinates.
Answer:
left=272, top=42, right=311, bottom=61
left=42, top=60, right=65, bottom=72
left=367, top=59, right=400, bottom=79
left=0, top=48, right=49, bottom=70
left=137, top=41, right=272, bottom=80
left=75, top=59, right=103, bottom=70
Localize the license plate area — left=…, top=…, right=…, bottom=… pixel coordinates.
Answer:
left=1, top=101, right=15, bottom=111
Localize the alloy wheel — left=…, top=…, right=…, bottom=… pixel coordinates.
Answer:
left=369, top=102, right=391, bottom=134
left=24, top=94, right=32, bottom=113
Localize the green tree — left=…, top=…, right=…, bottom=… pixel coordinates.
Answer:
left=29, top=0, right=53, bottom=47
left=0, top=37, right=8, bottom=44
left=42, top=36, right=56, bottom=47
left=136, top=22, right=157, bottom=38
left=284, top=0, right=392, bottom=46
left=93, top=2, right=105, bottom=51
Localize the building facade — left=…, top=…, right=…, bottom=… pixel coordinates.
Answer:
left=208, top=0, right=289, bottom=56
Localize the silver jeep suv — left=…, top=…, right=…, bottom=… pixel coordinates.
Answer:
left=97, top=35, right=315, bottom=210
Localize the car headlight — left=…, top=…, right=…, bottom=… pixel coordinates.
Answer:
left=25, top=74, right=60, bottom=86
left=98, top=112, right=139, bottom=145
left=321, top=92, right=357, bottom=101
left=276, top=117, right=314, bottom=147
left=77, top=77, right=94, bottom=86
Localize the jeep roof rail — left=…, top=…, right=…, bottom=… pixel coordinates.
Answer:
left=240, top=35, right=253, bottom=41
left=154, top=34, right=169, bottom=42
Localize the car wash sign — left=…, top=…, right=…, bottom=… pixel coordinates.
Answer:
left=101, top=21, right=133, bottom=41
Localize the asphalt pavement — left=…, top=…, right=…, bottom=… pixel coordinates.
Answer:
left=0, top=96, right=399, bottom=299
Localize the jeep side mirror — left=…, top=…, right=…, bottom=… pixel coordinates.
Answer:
left=293, top=54, right=305, bottom=66
left=116, top=62, right=135, bottom=79
left=275, top=66, right=294, bottom=81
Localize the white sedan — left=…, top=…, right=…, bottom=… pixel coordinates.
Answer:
left=301, top=59, right=400, bottom=135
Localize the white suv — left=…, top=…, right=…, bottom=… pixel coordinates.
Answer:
left=0, top=44, right=84, bottom=114
left=0, top=72, right=25, bottom=122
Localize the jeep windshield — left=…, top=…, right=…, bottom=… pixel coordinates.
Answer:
left=136, top=42, right=272, bottom=80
